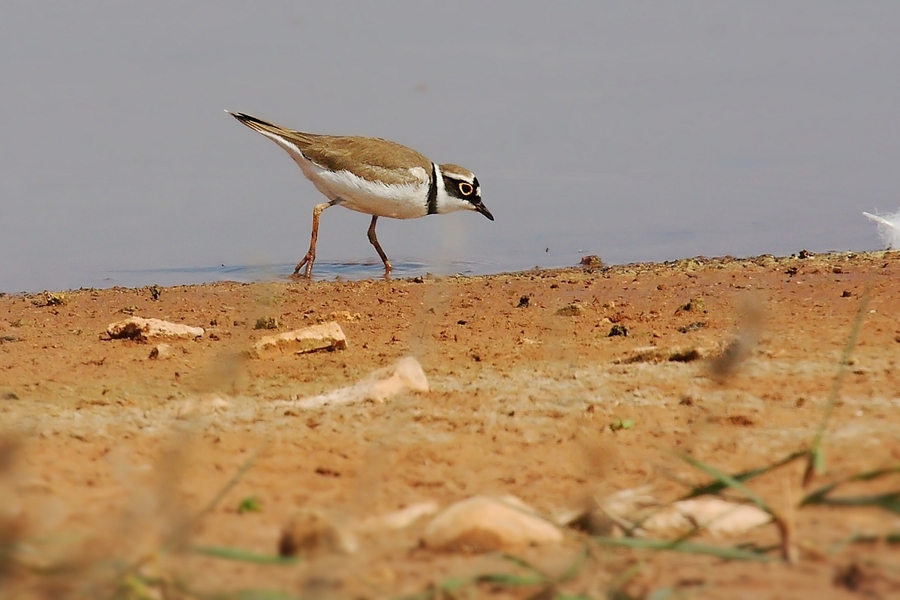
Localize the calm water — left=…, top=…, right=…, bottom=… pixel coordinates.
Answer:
left=2, top=2, right=899, bottom=292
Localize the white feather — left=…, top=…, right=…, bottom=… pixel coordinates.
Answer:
left=264, top=138, right=431, bottom=219
left=863, top=209, right=900, bottom=249
left=317, top=168, right=429, bottom=219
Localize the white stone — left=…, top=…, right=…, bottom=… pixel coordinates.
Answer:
left=593, top=488, right=772, bottom=539
left=289, top=356, right=428, bottom=409
left=107, top=317, right=204, bottom=341
left=423, top=495, right=563, bottom=551
left=640, top=498, right=771, bottom=538
left=251, top=321, right=346, bottom=357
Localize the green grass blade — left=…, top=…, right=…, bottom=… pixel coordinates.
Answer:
left=806, top=492, right=900, bottom=514
left=439, top=575, right=476, bottom=592
left=557, top=545, right=590, bottom=582
left=495, top=552, right=550, bottom=578
left=189, top=545, right=299, bottom=565
left=801, top=465, right=900, bottom=506
left=675, top=453, right=772, bottom=515
left=805, top=280, right=873, bottom=480
left=680, top=450, right=806, bottom=500
left=191, top=447, right=263, bottom=529
left=593, top=536, right=773, bottom=561
left=478, top=572, right=547, bottom=586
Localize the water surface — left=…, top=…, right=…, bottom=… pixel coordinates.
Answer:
left=2, top=2, right=898, bottom=292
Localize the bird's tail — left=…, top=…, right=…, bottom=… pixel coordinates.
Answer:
left=226, top=111, right=291, bottom=137
left=225, top=110, right=315, bottom=154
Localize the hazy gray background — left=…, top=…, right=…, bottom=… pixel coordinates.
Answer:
left=2, top=2, right=898, bottom=292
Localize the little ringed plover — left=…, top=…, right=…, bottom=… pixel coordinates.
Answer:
left=226, top=111, right=494, bottom=277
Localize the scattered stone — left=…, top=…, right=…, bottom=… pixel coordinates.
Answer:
left=841, top=290, right=852, bottom=298
left=106, top=317, right=204, bottom=341
left=677, top=321, right=708, bottom=333
left=0, top=335, right=19, bottom=343
left=33, top=292, right=67, bottom=307
left=608, top=324, right=627, bottom=337
left=2, top=392, right=19, bottom=400
left=287, top=356, right=428, bottom=409
left=640, top=498, right=771, bottom=538
left=422, top=495, right=563, bottom=551
left=556, top=303, right=585, bottom=317
left=675, top=298, right=706, bottom=315
left=584, top=488, right=770, bottom=539
left=279, top=509, right=357, bottom=558
left=329, top=310, right=362, bottom=321
left=120, top=305, right=138, bottom=315
left=251, top=322, right=346, bottom=357
left=728, top=414, right=754, bottom=426
left=517, top=295, right=530, bottom=308
left=254, top=316, right=279, bottom=330
left=148, top=343, right=172, bottom=359
left=579, top=255, right=603, bottom=267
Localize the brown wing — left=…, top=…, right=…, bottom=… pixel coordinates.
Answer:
left=300, top=136, right=431, bottom=186
left=228, top=112, right=430, bottom=186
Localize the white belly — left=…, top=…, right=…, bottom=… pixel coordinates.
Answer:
left=294, top=159, right=429, bottom=220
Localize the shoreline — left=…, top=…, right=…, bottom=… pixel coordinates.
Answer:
left=3, top=248, right=889, bottom=297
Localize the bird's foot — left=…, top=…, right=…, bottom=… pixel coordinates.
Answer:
left=292, top=252, right=315, bottom=278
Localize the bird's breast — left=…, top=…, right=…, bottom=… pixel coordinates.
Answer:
left=306, top=166, right=429, bottom=219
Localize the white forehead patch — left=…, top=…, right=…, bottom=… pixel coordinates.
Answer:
left=439, top=164, right=475, bottom=184
left=444, top=173, right=475, bottom=185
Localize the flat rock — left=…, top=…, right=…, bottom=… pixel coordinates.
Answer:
left=107, top=317, right=204, bottom=341
left=251, top=321, right=346, bottom=358
left=423, top=495, right=563, bottom=552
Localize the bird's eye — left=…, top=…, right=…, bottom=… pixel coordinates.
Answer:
left=458, top=182, right=474, bottom=196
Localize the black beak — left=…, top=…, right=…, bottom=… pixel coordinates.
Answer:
left=475, top=203, right=494, bottom=221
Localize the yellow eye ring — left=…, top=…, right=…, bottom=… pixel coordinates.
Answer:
left=458, top=182, right=474, bottom=196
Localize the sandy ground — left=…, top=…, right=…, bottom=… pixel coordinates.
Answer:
left=2, top=251, right=900, bottom=599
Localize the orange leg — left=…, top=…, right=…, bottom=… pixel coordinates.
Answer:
left=293, top=201, right=333, bottom=277
left=367, top=216, right=392, bottom=274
